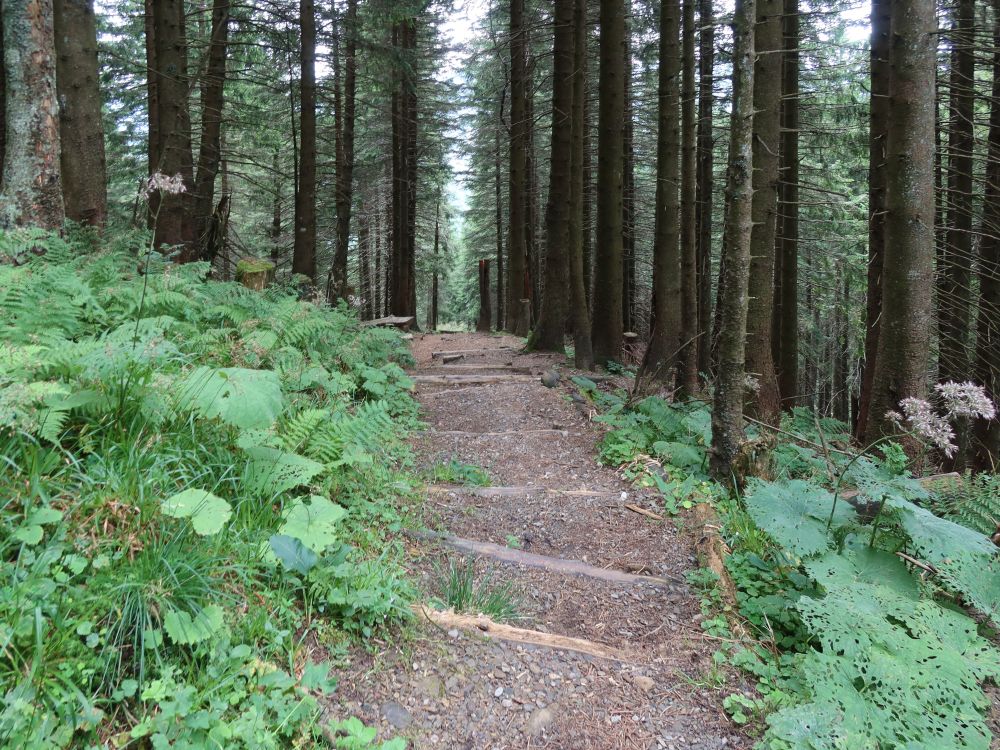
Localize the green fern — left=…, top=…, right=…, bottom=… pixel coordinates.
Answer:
left=933, top=474, right=1000, bottom=536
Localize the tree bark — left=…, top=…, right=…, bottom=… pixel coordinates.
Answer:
left=190, top=0, right=229, bottom=262
left=710, top=0, right=755, bottom=480
left=975, top=0, right=1000, bottom=470
left=477, top=260, right=492, bottom=332
left=591, top=0, right=626, bottom=366
left=292, top=0, right=317, bottom=281
left=330, top=0, right=358, bottom=303
left=495, top=93, right=505, bottom=329
left=638, top=0, right=681, bottom=384
left=151, top=0, right=195, bottom=251
left=856, top=0, right=891, bottom=438
left=695, top=0, right=715, bottom=378
left=569, top=0, right=594, bottom=369
left=678, top=0, right=699, bottom=395
left=863, top=0, right=936, bottom=447
left=531, top=0, right=575, bottom=353
left=745, top=0, right=782, bottom=424
left=775, top=0, right=799, bottom=406
left=938, top=0, right=974, bottom=384
left=505, top=0, right=529, bottom=335
left=622, top=13, right=636, bottom=334
left=54, top=0, right=106, bottom=229
left=0, top=0, right=64, bottom=230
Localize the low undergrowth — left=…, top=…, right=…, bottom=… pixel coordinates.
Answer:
left=0, top=229, right=419, bottom=747
left=576, top=377, right=1000, bottom=750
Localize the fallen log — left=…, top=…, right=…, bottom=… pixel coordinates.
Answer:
left=691, top=503, right=749, bottom=640
left=440, top=353, right=465, bottom=364
left=362, top=316, right=415, bottom=330
left=431, top=347, right=517, bottom=358
left=413, top=605, right=631, bottom=662
left=410, top=530, right=672, bottom=587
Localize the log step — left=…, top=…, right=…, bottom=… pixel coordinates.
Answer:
left=431, top=347, right=518, bottom=358
left=412, top=530, right=672, bottom=587
left=413, top=605, right=631, bottom=663
left=414, top=374, right=537, bottom=386
left=427, top=429, right=572, bottom=438
left=427, top=485, right=619, bottom=498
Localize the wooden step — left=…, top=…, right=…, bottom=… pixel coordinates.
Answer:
left=427, top=485, right=618, bottom=498
left=411, top=530, right=673, bottom=587
left=414, top=374, right=537, bottom=386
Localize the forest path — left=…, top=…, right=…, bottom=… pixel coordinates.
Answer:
left=329, top=333, right=745, bottom=750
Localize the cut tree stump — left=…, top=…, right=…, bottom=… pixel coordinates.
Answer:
left=413, top=605, right=631, bottom=662
left=411, top=530, right=672, bottom=587
left=236, top=259, right=275, bottom=290
left=427, top=485, right=619, bottom=497
left=363, top=316, right=415, bottom=330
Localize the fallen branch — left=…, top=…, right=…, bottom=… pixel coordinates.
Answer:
left=413, top=605, right=631, bottom=663
left=410, top=530, right=673, bottom=586
left=625, top=504, right=663, bottom=521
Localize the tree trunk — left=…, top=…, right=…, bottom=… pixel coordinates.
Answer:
left=863, top=0, right=936, bottom=447
left=330, top=0, right=358, bottom=303
left=638, top=0, right=681, bottom=384
left=0, top=0, right=64, bottom=230
left=695, top=0, right=715, bottom=377
left=505, top=0, right=529, bottom=335
left=525, top=69, right=539, bottom=326
left=495, top=93, right=505, bottom=329
left=151, top=0, right=195, bottom=251
left=190, top=0, right=229, bottom=262
left=710, top=0, right=755, bottom=480
left=359, top=208, right=371, bottom=319
left=477, top=260, right=492, bottom=332
left=591, top=0, right=626, bottom=366
left=54, top=0, right=106, bottom=229
left=745, top=0, right=782, bottom=425
left=622, top=12, right=636, bottom=334
left=775, top=0, right=799, bottom=406
left=144, top=0, right=159, bottom=190
left=974, top=0, right=1000, bottom=470
left=856, top=0, right=891, bottom=438
left=678, top=0, right=699, bottom=395
left=938, top=0, right=974, bottom=384
left=431, top=200, right=440, bottom=330
left=569, top=0, right=594, bottom=369
left=405, top=19, right=418, bottom=319
left=531, top=0, right=575, bottom=353
left=292, top=0, right=317, bottom=281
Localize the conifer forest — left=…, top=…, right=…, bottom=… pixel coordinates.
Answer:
left=4, top=0, right=1000, bottom=746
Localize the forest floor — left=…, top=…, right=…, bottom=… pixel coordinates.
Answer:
left=328, top=332, right=748, bottom=750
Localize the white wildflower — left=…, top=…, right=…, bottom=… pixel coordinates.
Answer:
left=143, top=172, right=187, bottom=200
left=888, top=396, right=958, bottom=457
left=934, top=381, right=996, bottom=421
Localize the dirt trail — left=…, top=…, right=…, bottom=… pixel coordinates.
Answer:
left=329, top=333, right=746, bottom=750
